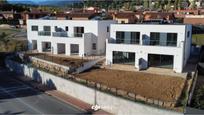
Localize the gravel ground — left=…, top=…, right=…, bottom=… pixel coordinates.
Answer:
left=26, top=53, right=89, bottom=67
left=77, top=68, right=185, bottom=102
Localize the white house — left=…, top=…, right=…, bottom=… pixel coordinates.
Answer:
left=27, top=19, right=116, bottom=57
left=106, top=24, right=192, bottom=73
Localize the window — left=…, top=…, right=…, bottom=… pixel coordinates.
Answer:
left=74, top=27, right=84, bottom=37
left=187, top=31, right=190, bottom=38
left=107, top=27, right=109, bottom=32
left=116, top=31, right=125, bottom=43
left=150, top=32, right=160, bottom=45
left=43, top=26, right=51, bottom=31
left=31, top=26, right=38, bottom=31
left=55, top=26, right=58, bottom=31
left=167, top=33, right=177, bottom=46
left=121, top=21, right=125, bottom=24
left=92, top=43, right=96, bottom=50
left=131, top=32, right=140, bottom=44
left=65, top=26, right=69, bottom=31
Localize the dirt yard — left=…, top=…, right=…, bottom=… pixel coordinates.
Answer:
left=77, top=68, right=185, bottom=102
left=25, top=53, right=89, bottom=67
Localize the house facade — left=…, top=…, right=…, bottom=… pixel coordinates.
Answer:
left=106, top=24, right=192, bottom=73
left=27, top=19, right=116, bottom=57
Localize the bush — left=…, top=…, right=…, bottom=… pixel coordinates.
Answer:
left=193, top=85, right=204, bottom=109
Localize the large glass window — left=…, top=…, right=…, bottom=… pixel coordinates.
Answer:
left=116, top=31, right=125, bottom=43
left=74, top=27, right=84, bottom=37
left=150, top=32, right=160, bottom=45
left=148, top=54, right=173, bottom=69
left=113, top=51, right=135, bottom=65
left=149, top=32, right=177, bottom=46
left=131, top=32, right=140, bottom=44
left=167, top=33, right=177, bottom=46
left=116, top=31, right=140, bottom=44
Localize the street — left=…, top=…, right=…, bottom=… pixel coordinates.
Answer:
left=0, top=68, right=86, bottom=114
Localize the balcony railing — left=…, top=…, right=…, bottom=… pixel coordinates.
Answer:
left=73, top=33, right=83, bottom=38
left=38, top=31, right=51, bottom=36
left=143, top=40, right=177, bottom=47
left=108, top=39, right=140, bottom=45
left=108, top=39, right=178, bottom=47
left=52, top=32, right=68, bottom=37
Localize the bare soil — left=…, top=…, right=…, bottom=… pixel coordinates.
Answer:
left=26, top=53, right=89, bottom=67
left=77, top=68, right=185, bottom=102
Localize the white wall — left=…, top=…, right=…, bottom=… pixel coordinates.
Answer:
left=27, top=20, right=116, bottom=56
left=5, top=60, right=182, bottom=115
left=98, top=21, right=117, bottom=54
left=106, top=24, right=192, bottom=73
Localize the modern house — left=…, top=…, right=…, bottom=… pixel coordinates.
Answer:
left=27, top=19, right=116, bottom=57
left=106, top=24, right=192, bottom=73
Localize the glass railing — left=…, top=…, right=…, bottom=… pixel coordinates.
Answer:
left=108, top=39, right=178, bottom=47
left=52, top=32, right=68, bottom=37
left=108, top=39, right=140, bottom=45
left=73, top=33, right=83, bottom=38
left=38, top=31, right=51, bottom=36
left=143, top=40, right=177, bottom=47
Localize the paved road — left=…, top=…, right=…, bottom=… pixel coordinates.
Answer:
left=0, top=68, right=85, bottom=114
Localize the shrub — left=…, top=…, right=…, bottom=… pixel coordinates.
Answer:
left=193, top=85, right=204, bottom=109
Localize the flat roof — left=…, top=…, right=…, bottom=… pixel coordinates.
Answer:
left=111, top=23, right=191, bottom=26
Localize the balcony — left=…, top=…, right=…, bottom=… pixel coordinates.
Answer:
left=38, top=31, right=51, bottom=36
left=52, top=32, right=68, bottom=37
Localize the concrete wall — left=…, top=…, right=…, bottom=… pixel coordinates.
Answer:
left=5, top=60, right=183, bottom=115
left=106, top=24, right=192, bottom=73
left=27, top=20, right=116, bottom=57
left=98, top=21, right=117, bottom=54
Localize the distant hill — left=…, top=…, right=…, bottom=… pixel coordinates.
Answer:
left=7, top=0, right=36, bottom=5
left=7, top=0, right=82, bottom=6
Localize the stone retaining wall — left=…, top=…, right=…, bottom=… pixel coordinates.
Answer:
left=5, top=59, right=183, bottom=115
left=74, top=76, right=178, bottom=108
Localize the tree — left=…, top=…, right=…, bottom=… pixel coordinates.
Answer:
left=189, top=0, right=196, bottom=9
left=166, top=0, right=172, bottom=11
left=143, top=0, right=149, bottom=9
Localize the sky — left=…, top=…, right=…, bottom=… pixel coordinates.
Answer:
left=8, top=0, right=46, bottom=3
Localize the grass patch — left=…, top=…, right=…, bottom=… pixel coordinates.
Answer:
left=0, top=28, right=21, bottom=35
left=192, top=34, right=204, bottom=45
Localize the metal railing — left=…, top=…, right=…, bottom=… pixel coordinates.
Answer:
left=52, top=32, right=68, bottom=37
left=38, top=31, right=51, bottom=36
